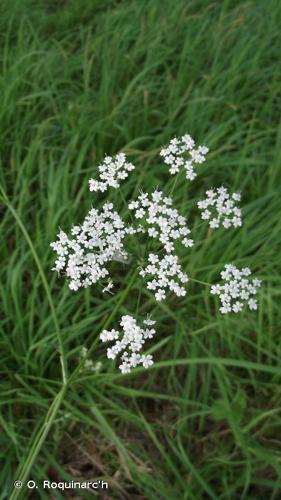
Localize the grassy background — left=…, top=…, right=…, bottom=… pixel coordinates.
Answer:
left=1, top=0, right=281, bottom=498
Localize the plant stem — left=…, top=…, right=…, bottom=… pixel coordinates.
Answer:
left=169, top=171, right=180, bottom=196
left=189, top=277, right=211, bottom=286
left=10, top=386, right=67, bottom=500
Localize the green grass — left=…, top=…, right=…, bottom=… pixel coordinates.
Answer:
left=1, top=0, right=281, bottom=498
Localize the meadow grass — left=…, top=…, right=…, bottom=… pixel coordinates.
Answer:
left=1, top=0, right=281, bottom=498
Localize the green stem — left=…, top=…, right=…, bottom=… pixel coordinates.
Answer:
left=189, top=277, right=211, bottom=287
left=10, top=386, right=67, bottom=499
left=119, top=188, right=134, bottom=223
left=169, top=171, right=180, bottom=196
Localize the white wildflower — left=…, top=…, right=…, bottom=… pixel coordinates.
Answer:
left=198, top=187, right=242, bottom=229
left=140, top=253, right=188, bottom=301
left=211, top=264, right=262, bottom=314
left=160, top=134, right=208, bottom=180
left=248, top=298, right=258, bottom=310
left=89, top=153, right=135, bottom=192
left=128, top=190, right=193, bottom=253
left=50, top=203, right=135, bottom=291
left=100, top=315, right=156, bottom=373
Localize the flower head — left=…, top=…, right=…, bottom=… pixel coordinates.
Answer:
left=198, top=187, right=242, bottom=229
left=50, top=203, right=135, bottom=291
left=100, top=315, right=156, bottom=373
left=89, top=153, right=135, bottom=192
left=211, top=264, right=262, bottom=314
left=140, top=253, right=188, bottom=301
left=129, top=190, right=193, bottom=253
left=160, top=134, right=208, bottom=180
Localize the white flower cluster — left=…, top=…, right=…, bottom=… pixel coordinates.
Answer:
left=128, top=190, right=193, bottom=253
left=140, top=253, right=188, bottom=301
left=50, top=203, right=135, bottom=291
left=100, top=315, right=155, bottom=373
left=89, top=153, right=135, bottom=192
left=198, top=187, right=242, bottom=229
left=160, top=134, right=209, bottom=180
left=211, top=264, right=262, bottom=314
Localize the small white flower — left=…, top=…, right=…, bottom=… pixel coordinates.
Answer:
left=248, top=298, right=257, bottom=310
left=202, top=209, right=211, bottom=220
left=211, top=264, right=261, bottom=314
left=210, top=218, right=220, bottom=229
left=220, top=303, right=232, bottom=314
left=89, top=153, right=135, bottom=193
left=141, top=354, right=154, bottom=369
left=182, top=238, right=193, bottom=248
left=198, top=187, right=242, bottom=229
left=100, top=315, right=156, bottom=373
left=232, top=301, right=243, bottom=313
left=148, top=227, right=159, bottom=238
left=135, top=208, right=145, bottom=218
left=210, top=284, right=221, bottom=295
left=160, top=133, right=208, bottom=180
left=155, top=289, right=166, bottom=301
